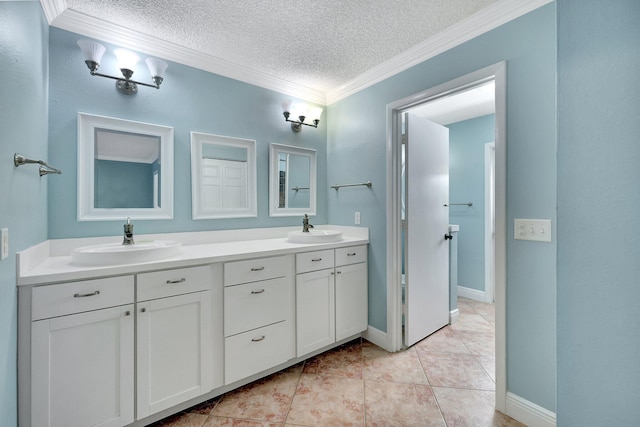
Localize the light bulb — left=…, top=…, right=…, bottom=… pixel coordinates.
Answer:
left=114, top=48, right=139, bottom=71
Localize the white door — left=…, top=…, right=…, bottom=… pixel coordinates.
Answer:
left=137, top=291, right=213, bottom=418
left=335, top=262, right=368, bottom=341
left=296, top=269, right=335, bottom=356
left=31, top=305, right=135, bottom=427
left=404, top=112, right=450, bottom=347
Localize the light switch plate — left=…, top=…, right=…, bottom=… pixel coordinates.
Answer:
left=514, top=219, right=552, bottom=242
left=1, top=228, right=8, bottom=260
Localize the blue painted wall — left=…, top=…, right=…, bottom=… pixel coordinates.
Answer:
left=448, top=114, right=495, bottom=293
left=327, top=4, right=557, bottom=412
left=48, top=28, right=327, bottom=237
left=0, top=2, right=49, bottom=425
left=557, top=0, right=640, bottom=424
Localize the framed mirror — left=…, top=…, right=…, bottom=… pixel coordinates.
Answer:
left=269, top=143, right=317, bottom=217
left=77, top=113, right=174, bottom=221
left=190, top=132, right=257, bottom=219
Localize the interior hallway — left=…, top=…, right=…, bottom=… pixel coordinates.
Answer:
left=150, top=297, right=522, bottom=426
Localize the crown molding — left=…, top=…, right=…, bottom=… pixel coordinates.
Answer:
left=325, top=0, right=554, bottom=105
left=45, top=5, right=326, bottom=105
left=40, top=0, right=552, bottom=106
left=39, top=0, right=66, bottom=24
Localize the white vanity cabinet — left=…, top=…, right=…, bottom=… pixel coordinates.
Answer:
left=295, top=245, right=368, bottom=357
left=335, top=246, right=368, bottom=341
left=30, top=276, right=135, bottom=427
left=136, top=265, right=214, bottom=419
left=223, top=255, right=294, bottom=384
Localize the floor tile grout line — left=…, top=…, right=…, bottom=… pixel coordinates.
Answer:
left=282, top=360, right=307, bottom=425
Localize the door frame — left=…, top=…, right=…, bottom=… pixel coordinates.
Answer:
left=485, top=141, right=496, bottom=303
left=385, top=61, right=507, bottom=411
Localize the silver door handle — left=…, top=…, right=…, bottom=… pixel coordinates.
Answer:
left=73, top=290, right=100, bottom=298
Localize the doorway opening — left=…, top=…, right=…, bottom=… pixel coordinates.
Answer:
left=386, top=62, right=507, bottom=411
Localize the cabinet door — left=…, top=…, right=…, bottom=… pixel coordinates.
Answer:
left=137, top=291, right=213, bottom=419
left=296, top=269, right=335, bottom=357
left=31, top=305, right=134, bottom=427
left=335, top=262, right=368, bottom=341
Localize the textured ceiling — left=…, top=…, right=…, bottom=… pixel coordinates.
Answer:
left=63, top=0, right=500, bottom=93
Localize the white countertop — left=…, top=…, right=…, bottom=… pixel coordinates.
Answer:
left=17, top=226, right=369, bottom=286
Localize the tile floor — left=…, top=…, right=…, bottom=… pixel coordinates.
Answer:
left=150, top=298, right=524, bottom=427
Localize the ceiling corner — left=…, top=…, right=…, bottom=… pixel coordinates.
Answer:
left=39, top=0, right=67, bottom=25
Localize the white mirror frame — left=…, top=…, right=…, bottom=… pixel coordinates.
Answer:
left=269, top=143, right=317, bottom=217
left=190, top=132, right=257, bottom=219
left=77, top=112, right=174, bottom=221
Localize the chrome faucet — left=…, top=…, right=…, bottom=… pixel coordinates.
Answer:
left=123, top=217, right=135, bottom=245
left=302, top=214, right=314, bottom=233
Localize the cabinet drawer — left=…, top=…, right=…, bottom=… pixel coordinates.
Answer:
left=137, top=265, right=211, bottom=301
left=296, top=250, right=334, bottom=273
left=224, top=255, right=289, bottom=286
left=224, top=321, right=292, bottom=385
left=32, top=276, right=134, bottom=321
left=224, top=277, right=291, bottom=337
left=335, top=245, right=367, bottom=266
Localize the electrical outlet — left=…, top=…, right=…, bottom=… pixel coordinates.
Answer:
left=355, top=212, right=361, bottom=225
left=1, top=228, right=8, bottom=260
left=514, top=219, right=551, bottom=242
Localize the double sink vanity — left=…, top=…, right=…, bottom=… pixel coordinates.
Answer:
left=17, top=225, right=369, bottom=427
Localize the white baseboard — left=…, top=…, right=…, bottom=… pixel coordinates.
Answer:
left=506, top=392, right=556, bottom=427
left=449, top=308, right=459, bottom=324
left=457, top=285, right=486, bottom=302
left=362, top=326, right=390, bottom=351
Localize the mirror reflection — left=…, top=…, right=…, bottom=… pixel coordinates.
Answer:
left=94, top=129, right=161, bottom=209
left=269, top=143, right=316, bottom=217
left=191, top=132, right=257, bottom=219
left=77, top=113, right=174, bottom=220
left=277, top=152, right=310, bottom=209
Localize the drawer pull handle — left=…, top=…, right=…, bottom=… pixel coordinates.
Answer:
left=311, top=258, right=322, bottom=262
left=73, top=290, right=100, bottom=298
left=250, top=267, right=265, bottom=271
left=347, top=252, right=357, bottom=256
left=337, top=271, right=342, bottom=274
left=251, top=335, right=266, bottom=342
left=251, top=289, right=265, bottom=294
left=166, top=278, right=186, bottom=284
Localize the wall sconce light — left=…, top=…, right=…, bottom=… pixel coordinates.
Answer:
left=77, top=39, right=168, bottom=95
left=282, top=100, right=323, bottom=132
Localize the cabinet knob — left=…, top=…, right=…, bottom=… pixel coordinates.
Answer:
left=330, top=271, right=335, bottom=275
left=124, top=311, right=131, bottom=316
left=141, top=307, right=146, bottom=313
left=336, top=271, right=342, bottom=274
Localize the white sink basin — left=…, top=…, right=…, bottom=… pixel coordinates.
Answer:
left=71, top=240, right=182, bottom=266
left=287, top=230, right=343, bottom=244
